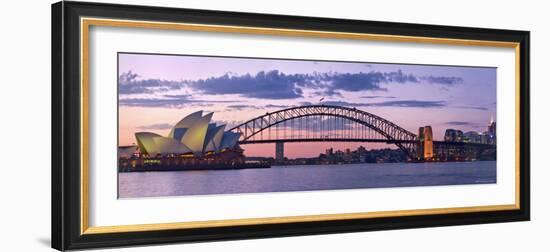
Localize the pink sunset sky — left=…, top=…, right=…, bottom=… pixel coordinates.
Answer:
left=118, top=53, right=496, bottom=158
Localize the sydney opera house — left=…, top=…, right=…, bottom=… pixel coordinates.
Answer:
left=118, top=111, right=254, bottom=172
left=134, top=111, right=242, bottom=158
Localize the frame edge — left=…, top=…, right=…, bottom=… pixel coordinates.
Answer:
left=519, top=31, right=531, bottom=221
left=51, top=1, right=64, bottom=251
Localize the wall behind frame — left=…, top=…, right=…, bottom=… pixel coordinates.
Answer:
left=0, top=0, right=546, bottom=251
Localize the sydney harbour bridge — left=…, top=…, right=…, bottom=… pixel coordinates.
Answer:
left=228, top=105, right=495, bottom=161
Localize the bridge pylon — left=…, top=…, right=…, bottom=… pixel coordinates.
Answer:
left=275, top=141, right=284, bottom=163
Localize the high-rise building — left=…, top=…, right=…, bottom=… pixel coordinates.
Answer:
left=480, top=132, right=489, bottom=144
left=464, top=131, right=481, bottom=143
left=444, top=129, right=457, bottom=142
left=456, top=130, right=464, bottom=142
left=488, top=116, right=496, bottom=145
left=423, top=126, right=434, bottom=159
left=444, top=129, right=464, bottom=142
left=417, top=126, right=434, bottom=160
left=417, top=127, right=425, bottom=158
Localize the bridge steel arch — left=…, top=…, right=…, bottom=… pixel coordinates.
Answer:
left=228, top=105, right=419, bottom=159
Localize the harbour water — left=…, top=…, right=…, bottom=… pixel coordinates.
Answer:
left=118, top=161, right=496, bottom=198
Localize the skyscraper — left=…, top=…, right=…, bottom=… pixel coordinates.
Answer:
left=444, top=129, right=457, bottom=142
left=423, top=126, right=434, bottom=159
left=417, top=127, right=425, bottom=158
left=488, top=116, right=496, bottom=145
left=417, top=126, right=434, bottom=160
left=444, top=129, right=463, bottom=142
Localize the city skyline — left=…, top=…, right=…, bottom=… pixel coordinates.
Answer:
left=118, top=53, right=496, bottom=158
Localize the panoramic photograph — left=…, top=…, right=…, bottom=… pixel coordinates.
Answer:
left=117, top=52, right=497, bottom=198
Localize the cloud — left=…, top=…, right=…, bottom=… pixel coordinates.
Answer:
left=225, top=104, right=293, bottom=111
left=162, top=94, right=239, bottom=103
left=315, top=70, right=462, bottom=95
left=120, top=69, right=464, bottom=101
left=119, top=98, right=187, bottom=108
left=119, top=94, right=238, bottom=108
left=137, top=123, right=173, bottom=130
left=264, top=104, right=290, bottom=109
left=119, top=71, right=139, bottom=83
left=118, top=71, right=186, bottom=95
left=322, top=72, right=390, bottom=92
left=421, top=75, right=463, bottom=85
left=298, top=70, right=417, bottom=95
left=360, top=95, right=397, bottom=99
left=384, top=70, right=419, bottom=83
left=314, top=100, right=447, bottom=108
left=191, top=70, right=305, bottom=99
left=225, top=104, right=262, bottom=111
left=454, top=105, right=488, bottom=111
left=191, top=69, right=423, bottom=99
left=445, top=121, right=474, bottom=126
left=312, top=90, right=343, bottom=97
left=162, top=94, right=192, bottom=99
left=212, top=120, right=245, bottom=129
left=366, top=100, right=446, bottom=108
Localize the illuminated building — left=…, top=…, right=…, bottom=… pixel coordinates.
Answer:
left=135, top=111, right=241, bottom=157
left=460, top=117, right=496, bottom=145
left=118, top=145, right=138, bottom=158
left=417, top=126, right=434, bottom=160
left=444, top=129, right=464, bottom=142
left=464, top=131, right=481, bottom=143
left=444, top=129, right=456, bottom=142
left=423, top=126, right=434, bottom=159
left=487, top=116, right=496, bottom=145
left=480, top=133, right=489, bottom=144
left=417, top=127, right=424, bottom=158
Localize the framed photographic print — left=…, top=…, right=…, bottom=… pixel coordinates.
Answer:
left=52, top=1, right=530, bottom=250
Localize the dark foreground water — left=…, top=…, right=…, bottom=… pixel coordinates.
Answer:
left=118, top=161, right=496, bottom=198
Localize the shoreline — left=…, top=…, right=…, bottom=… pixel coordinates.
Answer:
left=119, top=162, right=271, bottom=172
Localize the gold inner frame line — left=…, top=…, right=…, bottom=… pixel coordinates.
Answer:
left=80, top=17, right=521, bottom=235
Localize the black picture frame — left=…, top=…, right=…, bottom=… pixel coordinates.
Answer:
left=52, top=1, right=530, bottom=250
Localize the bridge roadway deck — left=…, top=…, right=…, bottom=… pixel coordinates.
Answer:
left=239, top=138, right=494, bottom=148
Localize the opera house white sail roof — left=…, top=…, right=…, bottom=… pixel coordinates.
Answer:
left=135, top=111, right=241, bottom=157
